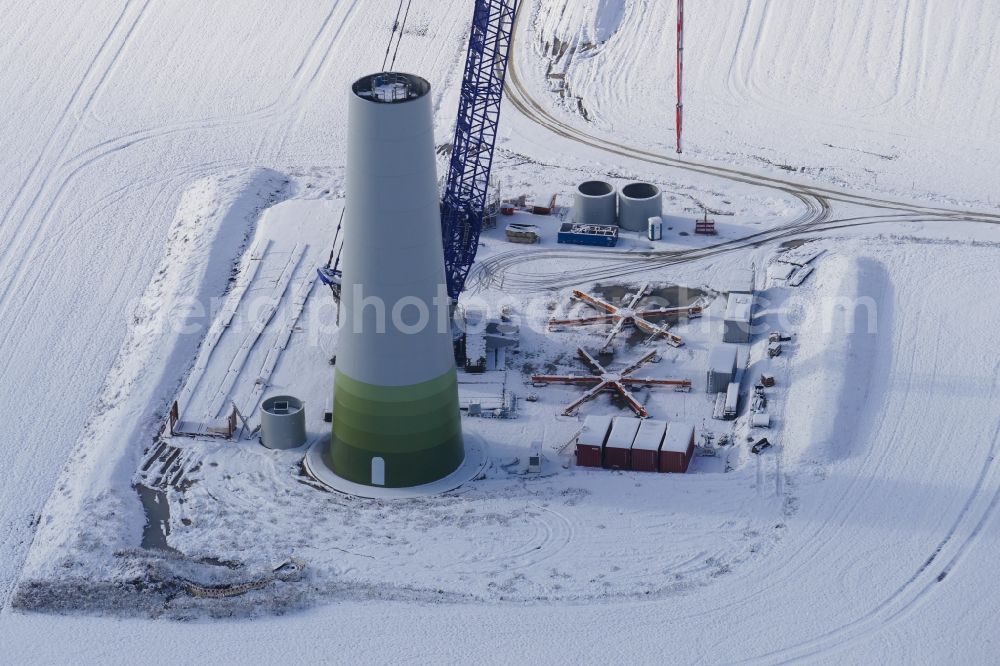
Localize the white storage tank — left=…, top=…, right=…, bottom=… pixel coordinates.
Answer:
left=261, top=395, right=307, bottom=450
left=618, top=182, right=662, bottom=232
left=574, top=180, right=617, bottom=226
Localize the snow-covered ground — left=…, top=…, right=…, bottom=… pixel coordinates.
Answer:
left=525, top=0, right=1000, bottom=208
left=3, top=1, right=1000, bottom=663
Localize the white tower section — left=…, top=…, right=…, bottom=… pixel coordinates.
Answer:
left=329, top=73, right=464, bottom=488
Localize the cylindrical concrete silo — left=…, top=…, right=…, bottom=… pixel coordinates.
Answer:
left=260, top=395, right=307, bottom=450
left=329, top=72, right=464, bottom=488
left=618, top=182, right=662, bottom=232
left=574, top=180, right=617, bottom=226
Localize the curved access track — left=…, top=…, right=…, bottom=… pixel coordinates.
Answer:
left=469, top=2, right=1000, bottom=294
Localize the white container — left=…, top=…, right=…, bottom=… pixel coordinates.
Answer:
left=528, top=440, right=543, bottom=473
left=647, top=216, right=663, bottom=241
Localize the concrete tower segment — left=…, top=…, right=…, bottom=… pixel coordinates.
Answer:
left=328, top=73, right=465, bottom=488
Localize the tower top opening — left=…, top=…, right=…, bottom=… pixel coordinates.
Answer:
left=352, top=72, right=430, bottom=104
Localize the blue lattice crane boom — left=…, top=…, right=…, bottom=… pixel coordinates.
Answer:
left=441, top=0, right=519, bottom=300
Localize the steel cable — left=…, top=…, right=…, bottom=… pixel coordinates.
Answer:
left=381, top=0, right=406, bottom=71
left=389, top=0, right=415, bottom=71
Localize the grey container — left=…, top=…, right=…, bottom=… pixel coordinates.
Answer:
left=723, top=293, right=754, bottom=344
left=618, top=182, right=662, bottom=232
left=260, top=395, right=307, bottom=450
left=574, top=180, right=617, bottom=226
left=707, top=346, right=738, bottom=393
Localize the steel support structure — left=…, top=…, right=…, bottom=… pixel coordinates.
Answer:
left=547, top=284, right=702, bottom=350
left=441, top=0, right=519, bottom=300
left=531, top=348, right=692, bottom=418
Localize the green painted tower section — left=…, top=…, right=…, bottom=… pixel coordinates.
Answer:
left=328, top=73, right=464, bottom=488
left=329, top=370, right=464, bottom=487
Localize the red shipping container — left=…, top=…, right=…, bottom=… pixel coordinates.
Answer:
left=576, top=415, right=612, bottom=469
left=660, top=422, right=695, bottom=473
left=576, top=443, right=602, bottom=468
left=604, top=417, right=641, bottom=470
left=630, top=419, right=667, bottom=472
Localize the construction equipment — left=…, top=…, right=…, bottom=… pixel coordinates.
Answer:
left=548, top=283, right=702, bottom=350
left=317, top=208, right=345, bottom=300
left=505, top=223, right=541, bottom=244
left=531, top=347, right=691, bottom=418
left=557, top=222, right=619, bottom=247
left=441, top=0, right=520, bottom=299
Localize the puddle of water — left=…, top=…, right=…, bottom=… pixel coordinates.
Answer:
left=779, top=238, right=811, bottom=250
left=198, top=556, right=241, bottom=569
left=135, top=484, right=181, bottom=554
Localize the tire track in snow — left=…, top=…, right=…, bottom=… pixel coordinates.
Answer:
left=0, top=0, right=155, bottom=362
left=0, top=0, right=152, bottom=267
left=0, top=0, right=357, bottom=321
left=0, top=0, right=360, bottom=361
left=0, top=0, right=154, bottom=612
left=271, top=0, right=364, bottom=159
left=0, top=158, right=250, bottom=614
left=687, top=269, right=999, bottom=663
left=769, top=424, right=1000, bottom=661
left=0, top=0, right=348, bottom=607
left=572, top=254, right=997, bottom=660
left=755, top=361, right=1000, bottom=663
left=0, top=0, right=374, bottom=610
left=724, top=0, right=767, bottom=115
left=484, top=0, right=1000, bottom=296
left=0, top=0, right=149, bottom=240
left=725, top=1, right=914, bottom=132
left=465, top=193, right=831, bottom=293
left=435, top=503, right=573, bottom=575
left=507, top=3, right=1000, bottom=222
left=501, top=9, right=1000, bottom=655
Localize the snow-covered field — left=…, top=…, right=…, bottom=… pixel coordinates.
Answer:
left=2, top=1, right=1000, bottom=663
left=526, top=0, right=1000, bottom=207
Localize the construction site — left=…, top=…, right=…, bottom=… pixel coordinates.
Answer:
left=127, top=3, right=778, bottom=500
left=6, top=1, right=1000, bottom=662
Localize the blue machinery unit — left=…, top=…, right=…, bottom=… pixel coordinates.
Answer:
left=441, top=0, right=519, bottom=300
left=557, top=222, right=619, bottom=248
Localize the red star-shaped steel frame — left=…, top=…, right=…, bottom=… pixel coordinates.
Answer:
left=548, top=283, right=702, bottom=351
left=531, top=347, right=692, bottom=418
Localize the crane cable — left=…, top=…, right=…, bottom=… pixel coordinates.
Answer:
left=381, top=0, right=405, bottom=70
left=381, top=0, right=415, bottom=72
left=389, top=0, right=415, bottom=71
